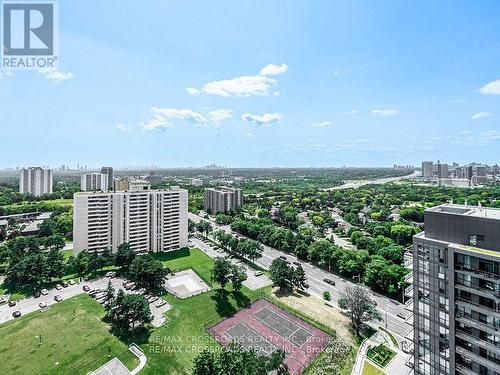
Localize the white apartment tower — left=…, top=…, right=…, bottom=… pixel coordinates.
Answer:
left=204, top=187, right=243, bottom=214
left=19, top=167, right=53, bottom=197
left=73, top=188, right=188, bottom=254
left=81, top=173, right=109, bottom=192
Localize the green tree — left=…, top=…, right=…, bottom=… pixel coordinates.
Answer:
left=115, top=243, right=136, bottom=273
left=129, top=254, right=169, bottom=293
left=338, top=285, right=379, bottom=336
left=211, top=257, right=233, bottom=290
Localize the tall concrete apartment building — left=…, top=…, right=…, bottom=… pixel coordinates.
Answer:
left=73, top=188, right=188, bottom=254
left=422, top=161, right=434, bottom=178
left=19, top=167, right=53, bottom=197
left=411, top=204, right=500, bottom=375
left=100, top=167, right=113, bottom=190
left=81, top=173, right=108, bottom=192
left=204, top=187, right=243, bottom=213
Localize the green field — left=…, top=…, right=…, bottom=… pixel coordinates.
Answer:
left=0, top=294, right=139, bottom=375
left=143, top=248, right=267, bottom=374
left=362, top=361, right=386, bottom=375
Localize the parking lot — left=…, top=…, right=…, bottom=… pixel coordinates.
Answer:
left=190, top=237, right=273, bottom=290
left=0, top=276, right=171, bottom=327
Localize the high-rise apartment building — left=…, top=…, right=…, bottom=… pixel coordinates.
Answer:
left=411, top=204, right=500, bottom=375
left=73, top=187, right=188, bottom=254
left=81, top=173, right=108, bottom=192
left=422, top=161, right=434, bottom=178
left=19, top=167, right=53, bottom=197
left=113, top=177, right=151, bottom=192
left=100, top=167, right=113, bottom=190
left=204, top=187, right=243, bottom=213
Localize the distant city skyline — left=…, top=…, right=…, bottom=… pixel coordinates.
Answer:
left=1, top=1, right=499, bottom=167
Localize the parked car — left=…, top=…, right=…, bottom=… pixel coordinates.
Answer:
left=61, top=281, right=69, bottom=288
left=156, top=300, right=167, bottom=308
left=323, top=278, right=336, bottom=286
left=279, top=256, right=287, bottom=260
left=55, top=284, right=63, bottom=290
left=124, top=282, right=136, bottom=290
left=148, top=296, right=159, bottom=303
left=82, top=285, right=90, bottom=292
left=54, top=295, right=63, bottom=302
left=34, top=291, right=41, bottom=298
left=105, top=271, right=116, bottom=278
left=12, top=311, right=21, bottom=318
left=68, top=279, right=76, bottom=285
left=372, top=300, right=378, bottom=306
left=254, top=271, right=263, bottom=277
left=39, top=302, right=47, bottom=308
left=41, top=289, right=49, bottom=295
left=8, top=301, right=16, bottom=307
left=293, top=261, right=301, bottom=266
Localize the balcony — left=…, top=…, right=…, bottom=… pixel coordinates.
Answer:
left=456, top=328, right=500, bottom=354
left=455, top=297, right=500, bottom=317
left=455, top=344, right=500, bottom=370
left=405, top=271, right=413, bottom=283
left=405, top=284, right=414, bottom=297
left=455, top=265, right=500, bottom=282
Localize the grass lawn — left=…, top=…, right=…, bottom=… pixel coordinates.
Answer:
left=366, top=344, right=396, bottom=368
left=362, top=361, right=386, bottom=375
left=143, top=248, right=268, bottom=375
left=0, top=294, right=138, bottom=375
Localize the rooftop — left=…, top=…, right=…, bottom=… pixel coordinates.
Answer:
left=426, top=203, right=500, bottom=220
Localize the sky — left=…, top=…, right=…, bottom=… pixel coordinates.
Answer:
left=1, top=0, right=500, bottom=168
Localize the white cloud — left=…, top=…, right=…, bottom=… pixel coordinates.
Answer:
left=479, top=79, right=500, bottom=95
left=346, top=109, right=358, bottom=115
left=139, top=114, right=172, bottom=132
left=259, top=63, right=288, bottom=76
left=242, top=112, right=283, bottom=125
left=371, top=109, right=398, bottom=117
left=310, top=120, right=332, bottom=128
left=471, top=112, right=491, bottom=120
left=116, top=122, right=132, bottom=132
left=188, top=63, right=287, bottom=97
left=186, top=87, right=201, bottom=95
left=38, top=68, right=75, bottom=82
left=151, top=107, right=207, bottom=124
left=208, top=108, right=233, bottom=125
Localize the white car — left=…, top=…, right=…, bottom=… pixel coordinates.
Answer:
left=254, top=271, right=263, bottom=277
left=105, top=271, right=116, bottom=278
left=68, top=279, right=76, bottom=285
left=55, top=284, right=63, bottom=290
left=155, top=300, right=167, bottom=308
left=41, top=289, right=49, bottom=295
left=39, top=302, right=47, bottom=308
left=148, top=296, right=159, bottom=303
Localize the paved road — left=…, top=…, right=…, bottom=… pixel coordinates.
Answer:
left=0, top=277, right=170, bottom=327
left=323, top=171, right=420, bottom=191
left=189, top=212, right=411, bottom=341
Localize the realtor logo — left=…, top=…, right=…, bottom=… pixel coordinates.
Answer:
left=2, top=1, right=58, bottom=69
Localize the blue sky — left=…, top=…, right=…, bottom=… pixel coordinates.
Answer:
left=1, top=0, right=500, bottom=168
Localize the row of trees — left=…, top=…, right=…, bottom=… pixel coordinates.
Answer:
left=269, top=258, right=307, bottom=291
left=0, top=236, right=66, bottom=287
left=212, top=230, right=263, bottom=263
left=192, top=343, right=289, bottom=375
left=68, top=243, right=168, bottom=293
left=211, top=257, right=247, bottom=292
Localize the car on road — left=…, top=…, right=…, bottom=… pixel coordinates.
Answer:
left=8, top=301, right=16, bottom=307
left=54, top=295, right=63, bottom=302
left=12, top=311, right=21, bottom=318
left=156, top=300, right=167, bottom=308
left=61, top=281, right=69, bottom=288
left=105, top=271, right=116, bottom=278
left=323, top=278, right=336, bottom=286
left=55, top=284, right=63, bottom=290
left=39, top=302, right=47, bottom=308
left=254, top=271, right=263, bottom=277
left=148, top=296, right=159, bottom=303
left=41, top=289, right=49, bottom=295
left=68, top=279, right=76, bottom=285
left=82, top=285, right=90, bottom=292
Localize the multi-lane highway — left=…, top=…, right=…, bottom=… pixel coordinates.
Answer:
left=188, top=212, right=412, bottom=341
